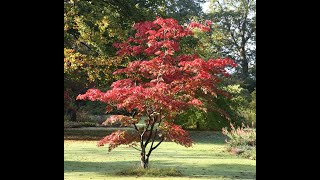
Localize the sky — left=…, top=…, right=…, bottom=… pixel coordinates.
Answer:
left=201, top=1, right=211, bottom=13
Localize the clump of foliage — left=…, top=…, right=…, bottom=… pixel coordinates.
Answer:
left=222, top=123, right=256, bottom=160
left=77, top=17, right=236, bottom=168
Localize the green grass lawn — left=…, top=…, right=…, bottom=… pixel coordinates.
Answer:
left=64, top=128, right=256, bottom=180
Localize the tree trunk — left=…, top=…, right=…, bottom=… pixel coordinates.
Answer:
left=240, top=15, right=249, bottom=82
left=240, top=44, right=248, bottom=79
left=140, top=153, right=149, bottom=169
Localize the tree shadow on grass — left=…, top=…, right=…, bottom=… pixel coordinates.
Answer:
left=155, top=161, right=256, bottom=179
left=64, top=160, right=135, bottom=174
left=64, top=160, right=255, bottom=179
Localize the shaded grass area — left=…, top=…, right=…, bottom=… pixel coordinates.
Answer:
left=64, top=128, right=255, bottom=180
left=64, top=127, right=226, bottom=144
left=64, top=127, right=130, bottom=141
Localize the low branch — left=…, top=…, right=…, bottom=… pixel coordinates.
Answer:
left=151, top=137, right=164, bottom=151
left=245, top=26, right=255, bottom=42
left=140, top=126, right=147, bottom=150
left=133, top=123, right=141, bottom=135
left=130, top=145, right=141, bottom=151
left=80, top=41, right=92, bottom=50
left=145, top=120, right=150, bottom=132
left=147, top=129, right=158, bottom=157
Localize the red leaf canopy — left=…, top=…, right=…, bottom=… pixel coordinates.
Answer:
left=77, top=17, right=236, bottom=149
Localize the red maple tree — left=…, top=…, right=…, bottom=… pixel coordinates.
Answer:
left=77, top=17, right=236, bottom=168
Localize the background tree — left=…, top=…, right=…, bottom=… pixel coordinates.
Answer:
left=173, top=0, right=256, bottom=129
left=205, top=0, right=256, bottom=92
left=77, top=17, right=236, bottom=168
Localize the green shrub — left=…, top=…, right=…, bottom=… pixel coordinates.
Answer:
left=246, top=90, right=256, bottom=124
left=78, top=101, right=106, bottom=115
left=175, top=84, right=254, bottom=130
left=64, top=121, right=98, bottom=128
left=64, top=115, right=71, bottom=122
left=175, top=107, right=206, bottom=130
left=205, top=108, right=243, bottom=131
left=76, top=111, right=92, bottom=122
left=239, top=146, right=256, bottom=160
left=222, top=123, right=256, bottom=159
left=175, top=106, right=243, bottom=131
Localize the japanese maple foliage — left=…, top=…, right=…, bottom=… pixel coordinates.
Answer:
left=77, top=17, right=236, bottom=168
